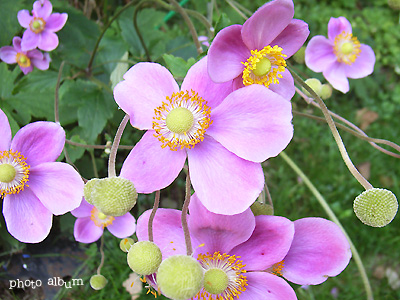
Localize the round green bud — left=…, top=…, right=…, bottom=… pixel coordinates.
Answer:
left=83, top=178, right=99, bottom=205
left=203, top=268, right=228, bottom=295
left=127, top=241, right=162, bottom=275
left=320, top=84, right=333, bottom=100
left=250, top=201, right=274, bottom=216
left=292, top=46, right=306, bottom=64
left=90, top=274, right=108, bottom=290
left=120, top=238, right=135, bottom=253
left=156, top=255, right=204, bottom=300
left=302, top=78, right=322, bottom=98
left=0, top=164, right=16, bottom=183
left=353, top=188, right=398, bottom=227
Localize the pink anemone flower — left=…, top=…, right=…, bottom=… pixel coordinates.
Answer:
left=0, top=36, right=51, bottom=75
left=0, top=109, right=83, bottom=243
left=18, top=0, right=68, bottom=51
left=136, top=194, right=352, bottom=300
left=113, top=57, right=293, bottom=215
left=207, top=0, right=309, bottom=99
left=71, top=198, right=136, bottom=244
left=305, top=17, right=375, bottom=93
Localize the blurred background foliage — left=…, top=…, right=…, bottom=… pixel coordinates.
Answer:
left=0, top=0, right=399, bottom=299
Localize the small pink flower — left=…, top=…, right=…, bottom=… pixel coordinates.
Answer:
left=0, top=37, right=50, bottom=75
left=305, top=17, right=375, bottom=93
left=136, top=194, right=352, bottom=299
left=0, top=109, right=83, bottom=243
left=71, top=199, right=136, bottom=244
left=207, top=0, right=309, bottom=99
left=18, top=0, right=68, bottom=51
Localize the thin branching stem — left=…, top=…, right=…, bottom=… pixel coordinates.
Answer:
left=66, top=139, right=133, bottom=150
left=97, top=235, right=105, bottom=275
left=148, top=190, right=161, bottom=242
left=133, top=0, right=153, bottom=61
left=182, top=171, right=193, bottom=256
left=54, top=61, right=65, bottom=124
left=108, top=114, right=130, bottom=178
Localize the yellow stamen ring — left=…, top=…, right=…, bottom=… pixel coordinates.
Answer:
left=242, top=45, right=287, bottom=88
left=0, top=150, right=30, bottom=196
left=29, top=17, right=46, bottom=34
left=271, top=260, right=285, bottom=276
left=333, top=31, right=361, bottom=65
left=90, top=207, right=115, bottom=228
left=16, top=53, right=31, bottom=68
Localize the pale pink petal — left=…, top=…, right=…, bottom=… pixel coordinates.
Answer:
left=120, top=131, right=186, bottom=193
left=33, top=0, right=53, bottom=19
left=114, top=63, right=179, bottom=130
left=45, top=13, right=68, bottom=32
left=20, top=66, right=34, bottom=75
left=38, top=30, right=59, bottom=51
left=269, top=68, right=295, bottom=100
left=188, top=193, right=255, bottom=256
left=28, top=49, right=44, bottom=60
left=282, top=217, right=352, bottom=285
left=108, top=213, right=136, bottom=238
left=0, top=109, right=12, bottom=151
left=239, top=272, right=297, bottom=300
left=12, top=37, right=23, bottom=52
left=28, top=162, right=84, bottom=215
left=328, top=17, right=352, bottom=41
left=3, top=189, right=52, bottom=243
left=344, top=44, right=375, bottom=79
left=322, top=61, right=349, bottom=93
left=207, top=25, right=250, bottom=83
left=305, top=36, right=336, bottom=73
left=207, top=84, right=293, bottom=162
left=11, top=121, right=65, bottom=167
left=21, top=29, right=39, bottom=51
left=31, top=51, right=50, bottom=70
left=230, top=216, right=294, bottom=271
left=181, top=57, right=233, bottom=109
left=71, top=198, right=92, bottom=218
left=74, top=217, right=103, bottom=243
left=17, top=10, right=33, bottom=28
left=0, top=47, right=17, bottom=64
left=241, top=0, right=294, bottom=50
left=187, top=136, right=264, bottom=215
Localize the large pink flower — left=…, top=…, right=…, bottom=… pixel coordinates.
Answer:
left=18, top=0, right=68, bottom=51
left=207, top=0, right=309, bottom=99
left=305, top=17, right=375, bottom=93
left=113, top=57, right=293, bottom=215
left=0, top=36, right=50, bottom=75
left=0, top=109, right=83, bottom=243
left=136, top=194, right=352, bottom=300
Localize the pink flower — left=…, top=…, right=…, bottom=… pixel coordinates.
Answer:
left=0, top=36, right=51, bottom=75
left=71, top=198, right=136, bottom=244
left=17, top=0, right=68, bottom=51
left=136, top=194, right=352, bottom=300
left=0, top=109, right=83, bottom=243
left=207, top=0, right=309, bottom=99
left=305, top=17, right=375, bottom=93
left=113, top=57, right=293, bottom=215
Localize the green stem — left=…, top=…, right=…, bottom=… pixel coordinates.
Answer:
left=54, top=61, right=65, bottom=124
left=108, top=114, right=130, bottom=178
left=97, top=235, right=105, bottom=275
left=182, top=171, right=193, bottom=256
left=279, top=151, right=373, bottom=300
left=133, top=0, right=153, bottom=62
left=148, top=190, right=161, bottom=242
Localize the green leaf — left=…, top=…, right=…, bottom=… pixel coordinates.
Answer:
left=163, top=54, right=196, bottom=78
left=0, top=64, right=20, bottom=100
left=213, top=13, right=231, bottom=38
left=0, top=0, right=25, bottom=47
left=110, top=51, right=129, bottom=90
left=65, top=134, right=87, bottom=163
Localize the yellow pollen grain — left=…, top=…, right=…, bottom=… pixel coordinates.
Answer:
left=271, top=260, right=285, bottom=276
left=90, top=207, right=115, bottom=228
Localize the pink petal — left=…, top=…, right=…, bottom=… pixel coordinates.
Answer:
left=0, top=47, right=17, bottom=64
left=27, top=49, right=44, bottom=60
left=11, top=121, right=65, bottom=167
left=113, top=63, right=179, bottom=130
left=33, top=0, right=53, bottom=19
left=45, top=13, right=68, bottom=32
left=207, top=25, right=250, bottom=83
left=74, top=217, right=103, bottom=243
left=12, top=37, right=23, bottom=52
left=17, top=10, right=33, bottom=28
left=28, top=162, right=84, bottom=215
left=230, top=215, right=294, bottom=271
left=207, top=84, right=293, bottom=162
left=107, top=213, right=136, bottom=238
left=282, top=217, right=352, bottom=285
left=71, top=198, right=92, bottom=218
left=181, top=57, right=233, bottom=110
left=120, top=131, right=186, bottom=193
left=305, top=35, right=336, bottom=73
left=31, top=51, right=50, bottom=70
left=20, top=66, right=34, bottom=75
left=344, top=44, right=375, bottom=79
left=239, top=272, right=297, bottom=300
left=188, top=193, right=255, bottom=256
left=0, top=109, right=12, bottom=151
left=136, top=209, right=187, bottom=258
left=21, top=29, right=39, bottom=51
left=38, top=30, right=59, bottom=51
left=328, top=17, right=352, bottom=41
left=241, top=0, right=294, bottom=50
left=322, top=61, right=349, bottom=93
left=270, top=19, right=309, bottom=58
left=3, top=189, right=52, bottom=243
left=269, top=68, right=295, bottom=100
left=187, top=136, right=264, bottom=215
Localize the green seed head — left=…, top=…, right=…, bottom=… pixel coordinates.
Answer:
left=127, top=241, right=162, bottom=275
left=250, top=201, right=274, bottom=216
left=120, top=238, right=135, bottom=253
left=252, top=57, right=272, bottom=77
left=302, top=78, right=322, bottom=97
left=203, top=268, right=229, bottom=295
left=166, top=107, right=194, bottom=134
left=0, top=164, right=16, bottom=183
left=353, top=188, right=398, bottom=227
left=156, top=255, right=204, bottom=300
left=292, top=46, right=306, bottom=64
left=320, top=84, right=333, bottom=100
left=90, top=274, right=108, bottom=290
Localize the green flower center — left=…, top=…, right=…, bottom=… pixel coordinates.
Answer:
left=0, top=164, right=16, bottom=183
left=98, top=212, right=108, bottom=220
left=166, top=107, right=194, bottom=134
left=32, top=20, right=41, bottom=29
left=252, top=57, right=272, bottom=77
left=203, top=268, right=229, bottom=295
left=340, top=42, right=354, bottom=55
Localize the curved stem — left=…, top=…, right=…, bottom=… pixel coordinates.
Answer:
left=108, top=114, right=130, bottom=178
left=182, top=171, right=193, bottom=256
left=280, top=151, right=373, bottom=300
left=148, top=190, right=161, bottom=242
left=66, top=139, right=133, bottom=150
left=54, top=61, right=65, bottom=124
left=97, top=234, right=105, bottom=275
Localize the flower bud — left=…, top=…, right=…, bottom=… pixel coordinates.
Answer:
left=353, top=188, right=398, bottom=227
left=250, top=201, right=274, bottom=216
left=127, top=241, right=162, bottom=275
left=292, top=46, right=306, bottom=64
left=90, top=274, right=108, bottom=290
left=320, top=84, right=333, bottom=100
left=120, top=238, right=135, bottom=253
left=156, top=255, right=204, bottom=300
left=302, top=78, right=322, bottom=98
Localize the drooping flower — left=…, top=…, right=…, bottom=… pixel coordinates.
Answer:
left=305, top=17, right=375, bottom=93
left=207, top=0, right=309, bottom=99
left=113, top=57, right=293, bottom=215
left=71, top=198, right=136, bottom=243
left=0, top=36, right=51, bottom=75
left=136, top=194, right=352, bottom=300
left=0, top=109, right=83, bottom=243
left=18, top=0, right=68, bottom=51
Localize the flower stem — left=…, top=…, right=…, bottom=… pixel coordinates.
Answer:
left=279, top=151, right=373, bottom=300
left=54, top=61, right=65, bottom=124
left=97, top=234, right=105, bottom=275
left=148, top=190, right=161, bottom=242
left=133, top=0, right=153, bottom=62
left=182, top=171, right=193, bottom=256
left=108, top=114, right=130, bottom=178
